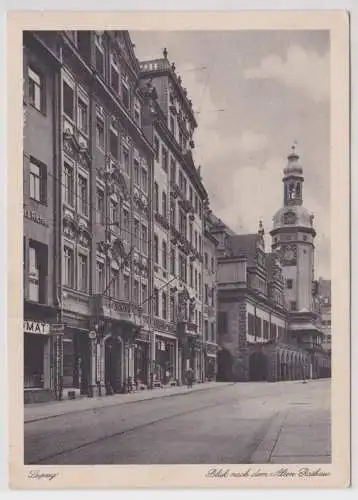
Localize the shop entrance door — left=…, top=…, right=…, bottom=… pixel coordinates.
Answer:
left=105, top=336, right=122, bottom=393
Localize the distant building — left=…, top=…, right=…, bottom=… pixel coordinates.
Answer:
left=270, top=146, right=330, bottom=379
left=214, top=146, right=331, bottom=381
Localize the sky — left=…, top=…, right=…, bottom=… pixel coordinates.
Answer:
left=131, top=30, right=330, bottom=279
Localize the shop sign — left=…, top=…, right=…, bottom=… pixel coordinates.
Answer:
left=23, top=206, right=49, bottom=227
left=24, top=320, right=50, bottom=335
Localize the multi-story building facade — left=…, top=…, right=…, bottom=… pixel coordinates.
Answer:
left=23, top=32, right=61, bottom=403
left=202, top=205, right=218, bottom=380
left=214, top=146, right=331, bottom=382
left=23, top=30, right=155, bottom=401
left=139, top=49, right=208, bottom=384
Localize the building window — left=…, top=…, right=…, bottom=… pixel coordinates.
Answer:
left=134, top=159, right=140, bottom=186
left=139, top=224, right=147, bottom=256
left=198, top=311, right=202, bottom=332
left=170, top=296, right=175, bottom=322
left=179, top=254, right=187, bottom=283
left=134, top=103, right=141, bottom=126
left=286, top=279, right=293, bottom=289
left=170, top=114, right=175, bottom=135
left=179, top=210, right=187, bottom=238
left=162, top=241, right=167, bottom=269
left=199, top=235, right=202, bottom=255
left=170, top=158, right=176, bottom=183
left=263, top=320, right=269, bottom=339
left=96, top=260, right=104, bottom=293
left=198, top=273, right=202, bottom=299
left=109, top=199, right=118, bottom=225
left=154, top=182, right=159, bottom=213
left=78, top=174, right=88, bottom=216
left=154, top=234, right=159, bottom=264
left=170, top=247, right=175, bottom=275
left=154, top=136, right=159, bottom=161
left=162, top=147, right=168, bottom=172
left=154, top=288, right=159, bottom=316
left=123, top=274, right=129, bottom=299
left=141, top=283, right=148, bottom=312
left=189, top=223, right=193, bottom=244
left=134, top=219, right=140, bottom=249
left=121, top=80, right=130, bottom=109
left=205, top=284, right=209, bottom=304
left=204, top=252, right=208, bottom=269
left=204, top=320, right=208, bottom=341
left=30, top=159, right=46, bottom=203
left=96, top=188, right=105, bottom=225
left=63, top=161, right=74, bottom=206
left=63, top=81, right=74, bottom=120
left=28, top=244, right=40, bottom=301
left=111, top=268, right=120, bottom=298
left=211, top=323, right=215, bottom=342
left=162, top=292, right=167, bottom=319
left=96, top=116, right=105, bottom=150
left=217, top=311, right=228, bottom=334
left=110, top=127, right=118, bottom=159
left=77, top=97, right=88, bottom=134
left=78, top=253, right=88, bottom=292
left=64, top=246, right=75, bottom=288
left=211, top=257, right=215, bottom=273
left=110, top=57, right=119, bottom=93
left=95, top=36, right=105, bottom=77
left=141, top=167, right=148, bottom=193
left=290, top=301, right=297, bottom=311
left=28, top=66, right=44, bottom=112
left=122, top=209, right=129, bottom=239
left=194, top=269, right=198, bottom=291
left=122, top=146, right=129, bottom=174
left=189, top=263, right=193, bottom=288
left=162, top=191, right=167, bottom=218
left=247, top=313, right=254, bottom=336
left=133, top=280, right=139, bottom=304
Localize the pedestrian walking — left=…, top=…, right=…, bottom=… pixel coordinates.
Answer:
left=186, top=368, right=193, bottom=389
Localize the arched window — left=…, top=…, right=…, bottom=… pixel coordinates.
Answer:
left=296, top=182, right=301, bottom=197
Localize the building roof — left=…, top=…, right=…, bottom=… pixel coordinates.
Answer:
left=272, top=204, right=314, bottom=231
left=228, top=234, right=261, bottom=265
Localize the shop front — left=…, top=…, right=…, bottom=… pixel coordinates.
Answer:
left=23, top=319, right=60, bottom=403
left=62, top=326, right=91, bottom=396
left=134, top=338, right=150, bottom=387
left=204, top=353, right=216, bottom=381
left=154, top=334, right=177, bottom=386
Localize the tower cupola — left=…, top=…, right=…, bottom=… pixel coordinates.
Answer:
left=283, top=144, right=304, bottom=206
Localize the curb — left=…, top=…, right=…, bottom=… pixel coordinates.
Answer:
left=25, top=382, right=236, bottom=424
left=249, top=411, right=288, bottom=464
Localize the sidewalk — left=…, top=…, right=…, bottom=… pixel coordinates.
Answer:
left=24, top=382, right=234, bottom=424
left=251, top=381, right=331, bottom=464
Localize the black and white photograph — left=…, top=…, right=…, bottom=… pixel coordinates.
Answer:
left=7, top=9, right=350, bottom=490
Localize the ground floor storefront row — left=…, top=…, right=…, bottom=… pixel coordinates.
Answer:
left=24, top=314, right=218, bottom=403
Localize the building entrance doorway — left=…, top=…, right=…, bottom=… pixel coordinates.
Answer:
left=105, top=336, right=122, bottom=394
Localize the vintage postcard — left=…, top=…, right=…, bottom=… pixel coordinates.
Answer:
left=7, top=10, right=350, bottom=489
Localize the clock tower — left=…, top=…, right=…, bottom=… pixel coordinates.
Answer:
left=270, top=146, right=323, bottom=377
